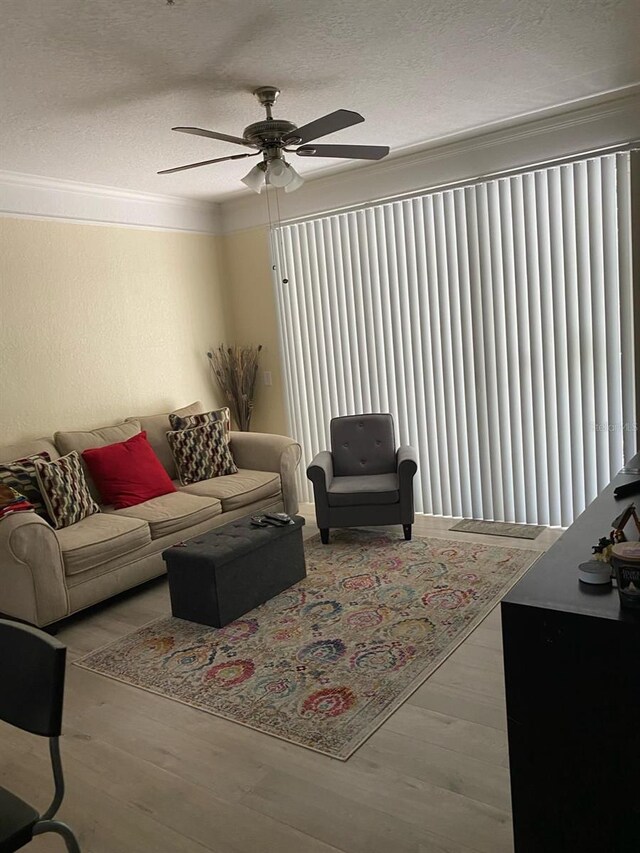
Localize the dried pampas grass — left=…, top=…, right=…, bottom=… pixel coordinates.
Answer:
left=207, top=344, right=262, bottom=431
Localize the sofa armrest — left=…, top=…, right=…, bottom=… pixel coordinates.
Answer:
left=0, top=513, right=69, bottom=626
left=229, top=431, right=302, bottom=516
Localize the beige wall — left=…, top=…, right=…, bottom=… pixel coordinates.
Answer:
left=222, top=226, right=289, bottom=436
left=0, top=217, right=229, bottom=444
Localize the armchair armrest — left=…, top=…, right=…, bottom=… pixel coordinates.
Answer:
left=306, top=451, right=334, bottom=530
left=0, top=512, right=69, bottom=626
left=397, top=445, right=418, bottom=481
left=229, top=431, right=302, bottom=516
left=306, top=451, right=334, bottom=491
left=397, top=446, right=418, bottom=522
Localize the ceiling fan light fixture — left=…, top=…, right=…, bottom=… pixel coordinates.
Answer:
left=284, top=164, right=304, bottom=193
left=241, top=162, right=266, bottom=193
left=266, top=157, right=291, bottom=188
left=265, top=158, right=305, bottom=192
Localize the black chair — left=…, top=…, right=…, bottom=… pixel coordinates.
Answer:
left=307, top=413, right=418, bottom=544
left=0, top=619, right=80, bottom=852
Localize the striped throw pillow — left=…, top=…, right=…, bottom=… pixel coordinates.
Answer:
left=166, top=421, right=237, bottom=485
left=0, top=451, right=52, bottom=523
left=169, top=406, right=231, bottom=437
left=34, top=451, right=100, bottom=529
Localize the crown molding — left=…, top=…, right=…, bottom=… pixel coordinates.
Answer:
left=2, top=85, right=638, bottom=238
left=219, top=84, right=640, bottom=234
left=0, top=171, right=221, bottom=235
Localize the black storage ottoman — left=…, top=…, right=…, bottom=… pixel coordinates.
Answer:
left=162, top=515, right=306, bottom=628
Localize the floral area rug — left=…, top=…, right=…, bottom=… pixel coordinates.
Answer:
left=75, top=530, right=537, bottom=759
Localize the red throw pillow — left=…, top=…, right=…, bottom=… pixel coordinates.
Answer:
left=82, top=431, right=177, bottom=509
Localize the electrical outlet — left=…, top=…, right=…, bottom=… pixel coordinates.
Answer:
left=263, top=371, right=272, bottom=386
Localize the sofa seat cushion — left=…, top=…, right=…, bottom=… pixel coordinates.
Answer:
left=57, top=513, right=151, bottom=576
left=112, top=491, right=222, bottom=539
left=181, top=469, right=281, bottom=512
left=327, top=473, right=400, bottom=507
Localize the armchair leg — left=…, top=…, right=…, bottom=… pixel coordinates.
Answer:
left=402, top=524, right=412, bottom=541
left=33, top=819, right=81, bottom=852
left=320, top=528, right=330, bottom=545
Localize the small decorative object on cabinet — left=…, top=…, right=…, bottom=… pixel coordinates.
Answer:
left=588, top=502, right=640, bottom=570
left=577, top=559, right=612, bottom=585
left=611, top=502, right=640, bottom=540
left=611, top=541, right=640, bottom=609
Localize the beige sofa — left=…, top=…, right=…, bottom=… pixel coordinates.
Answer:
left=0, top=405, right=301, bottom=627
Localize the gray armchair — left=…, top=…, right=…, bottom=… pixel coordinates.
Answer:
left=306, top=414, right=418, bottom=544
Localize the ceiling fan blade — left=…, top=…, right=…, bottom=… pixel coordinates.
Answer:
left=283, top=109, right=364, bottom=145
left=172, top=127, right=252, bottom=147
left=296, top=144, right=390, bottom=160
left=158, top=152, right=257, bottom=175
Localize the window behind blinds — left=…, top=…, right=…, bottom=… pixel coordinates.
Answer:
left=273, top=152, right=634, bottom=527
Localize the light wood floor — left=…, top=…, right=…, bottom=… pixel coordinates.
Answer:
left=0, top=508, right=562, bottom=853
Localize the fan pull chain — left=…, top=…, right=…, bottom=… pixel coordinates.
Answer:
left=274, top=187, right=289, bottom=285
left=266, top=183, right=289, bottom=286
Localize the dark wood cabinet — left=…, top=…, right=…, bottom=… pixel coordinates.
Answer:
left=501, top=465, right=640, bottom=852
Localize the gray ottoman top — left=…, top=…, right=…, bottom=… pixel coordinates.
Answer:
left=162, top=515, right=305, bottom=568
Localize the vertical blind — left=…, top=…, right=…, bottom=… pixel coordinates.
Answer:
left=272, top=152, right=634, bottom=527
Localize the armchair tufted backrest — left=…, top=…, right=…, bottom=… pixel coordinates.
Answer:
left=330, top=414, right=397, bottom=477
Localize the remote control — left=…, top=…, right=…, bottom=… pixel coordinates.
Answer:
left=264, top=512, right=292, bottom=524
left=262, top=516, right=287, bottom=527
left=250, top=516, right=269, bottom=527
left=613, top=479, right=640, bottom=500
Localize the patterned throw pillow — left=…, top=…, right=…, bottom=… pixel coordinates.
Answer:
left=34, top=451, right=100, bottom=529
left=0, top=484, right=34, bottom=520
left=169, top=406, right=231, bottom=437
left=0, top=452, right=52, bottom=523
left=166, top=421, right=238, bottom=485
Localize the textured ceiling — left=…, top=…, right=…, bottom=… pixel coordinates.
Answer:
left=1, top=0, right=639, bottom=202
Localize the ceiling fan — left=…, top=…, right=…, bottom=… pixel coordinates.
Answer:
left=158, top=86, right=390, bottom=193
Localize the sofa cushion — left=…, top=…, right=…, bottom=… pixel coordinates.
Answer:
left=181, top=469, right=281, bottom=512
left=126, top=401, right=205, bottom=479
left=167, top=421, right=238, bottom=485
left=0, top=452, right=53, bottom=522
left=34, top=451, right=100, bottom=529
left=82, top=431, right=177, bottom=509
left=54, top=420, right=141, bottom=501
left=112, top=491, right=222, bottom=539
left=56, top=513, right=151, bottom=576
left=327, top=473, right=400, bottom=507
left=0, top=438, right=60, bottom=466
